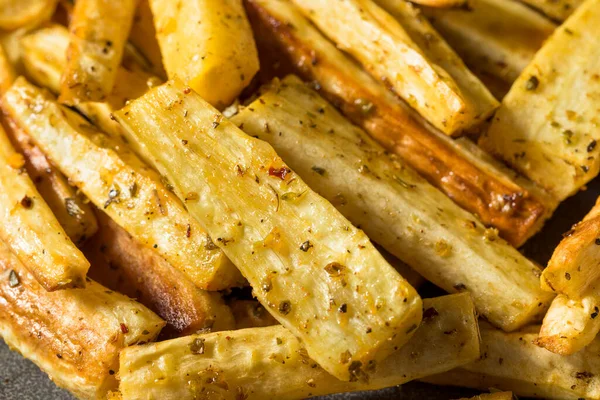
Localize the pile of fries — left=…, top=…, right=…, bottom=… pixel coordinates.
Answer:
left=1, top=0, right=600, bottom=399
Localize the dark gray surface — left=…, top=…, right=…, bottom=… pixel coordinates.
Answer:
left=2, top=177, right=598, bottom=400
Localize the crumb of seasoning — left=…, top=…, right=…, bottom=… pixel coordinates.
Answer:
left=525, top=76, right=539, bottom=91
left=299, top=241, right=313, bottom=252
left=596, top=238, right=600, bottom=245
left=268, top=166, right=291, bottom=180
left=65, top=198, right=83, bottom=217
left=422, top=307, right=439, bottom=320
left=20, top=196, right=33, bottom=209
left=592, top=307, right=599, bottom=319
left=311, top=166, right=326, bottom=175
left=453, top=283, right=467, bottom=291
left=324, top=262, right=345, bottom=277
left=183, top=87, right=192, bottom=94
left=189, top=338, right=206, bottom=354
left=7, top=153, right=25, bottom=169
left=278, top=300, right=291, bottom=315
left=120, top=323, right=129, bottom=334
left=565, top=272, right=571, bottom=280
left=8, top=270, right=19, bottom=288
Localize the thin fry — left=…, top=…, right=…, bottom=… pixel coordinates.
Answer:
left=0, top=0, right=57, bottom=30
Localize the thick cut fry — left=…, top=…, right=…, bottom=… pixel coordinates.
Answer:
left=0, top=124, right=89, bottom=291
left=120, top=293, right=479, bottom=400
left=150, top=0, right=259, bottom=109
left=3, top=120, right=98, bottom=246
left=0, top=238, right=164, bottom=399
left=290, top=0, right=498, bottom=136
left=479, top=1, right=600, bottom=202
left=535, top=293, right=600, bottom=355
left=85, top=210, right=236, bottom=337
left=60, top=0, right=137, bottom=104
left=0, top=0, right=57, bottom=30
left=116, top=79, right=423, bottom=381
left=129, top=0, right=166, bottom=79
left=1, top=77, right=244, bottom=291
left=229, top=300, right=279, bottom=329
left=518, top=0, right=583, bottom=21
left=423, top=323, right=600, bottom=399
left=421, top=0, right=556, bottom=84
left=541, top=198, right=600, bottom=297
left=245, top=0, right=552, bottom=247
left=234, top=76, right=552, bottom=331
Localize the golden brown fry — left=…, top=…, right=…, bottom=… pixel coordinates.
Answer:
left=119, top=293, right=479, bottom=400
left=290, top=0, right=498, bottom=136
left=85, top=210, right=236, bottom=338
left=422, top=0, right=556, bottom=84
left=479, top=1, right=600, bottom=202
left=245, top=0, right=552, bottom=247
left=0, top=0, right=57, bottom=30
left=423, top=323, right=600, bottom=399
left=541, top=198, right=600, bottom=298
left=535, top=293, right=600, bottom=355
left=0, top=238, right=164, bottom=399
left=229, top=299, right=279, bottom=330
left=0, top=123, right=90, bottom=291
left=116, top=78, right=423, bottom=381
left=150, top=0, right=259, bottom=109
left=60, top=0, right=137, bottom=104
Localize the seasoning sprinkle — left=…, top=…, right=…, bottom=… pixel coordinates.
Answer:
left=8, top=270, right=19, bottom=288
left=525, top=76, right=539, bottom=91
left=189, top=338, right=206, bottom=354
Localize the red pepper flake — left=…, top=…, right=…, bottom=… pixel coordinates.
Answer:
left=268, top=166, right=291, bottom=180
left=183, top=87, right=192, bottom=94
left=120, top=323, right=129, bottom=334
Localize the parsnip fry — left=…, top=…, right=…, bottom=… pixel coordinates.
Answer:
left=86, top=210, right=236, bottom=337
left=1, top=77, right=244, bottom=291
left=116, top=79, right=422, bottom=381
left=150, top=0, right=259, bottom=109
left=423, top=323, right=600, bottom=399
left=479, top=0, right=600, bottom=202
left=0, top=238, right=164, bottom=400
left=245, top=0, right=552, bottom=247
left=518, top=0, right=583, bottom=21
left=60, top=0, right=137, bottom=104
left=290, top=0, right=498, bottom=135
left=0, top=124, right=89, bottom=291
left=233, top=75, right=553, bottom=331
left=120, top=293, right=479, bottom=400
left=535, top=293, right=600, bottom=355
left=541, top=198, right=600, bottom=297
left=421, top=0, right=556, bottom=84
left=3, top=120, right=98, bottom=246
left=0, top=0, right=57, bottom=30
left=409, top=0, right=466, bottom=8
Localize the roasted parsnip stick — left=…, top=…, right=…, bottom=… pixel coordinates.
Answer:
left=535, top=293, right=600, bottom=355
left=479, top=0, right=600, bottom=202
left=0, top=123, right=89, bottom=291
left=150, top=0, right=259, bottom=109
left=60, top=0, right=137, bottom=104
left=119, top=293, right=479, bottom=400
left=541, top=197, right=600, bottom=298
left=116, top=79, right=423, bottom=381
left=0, top=238, right=164, bottom=399
left=290, top=0, right=498, bottom=135
left=423, top=323, right=600, bottom=399
left=2, top=77, right=244, bottom=291
left=244, top=0, right=553, bottom=247
left=421, top=0, right=556, bottom=84
left=85, top=210, right=236, bottom=337
left=233, top=75, right=553, bottom=331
